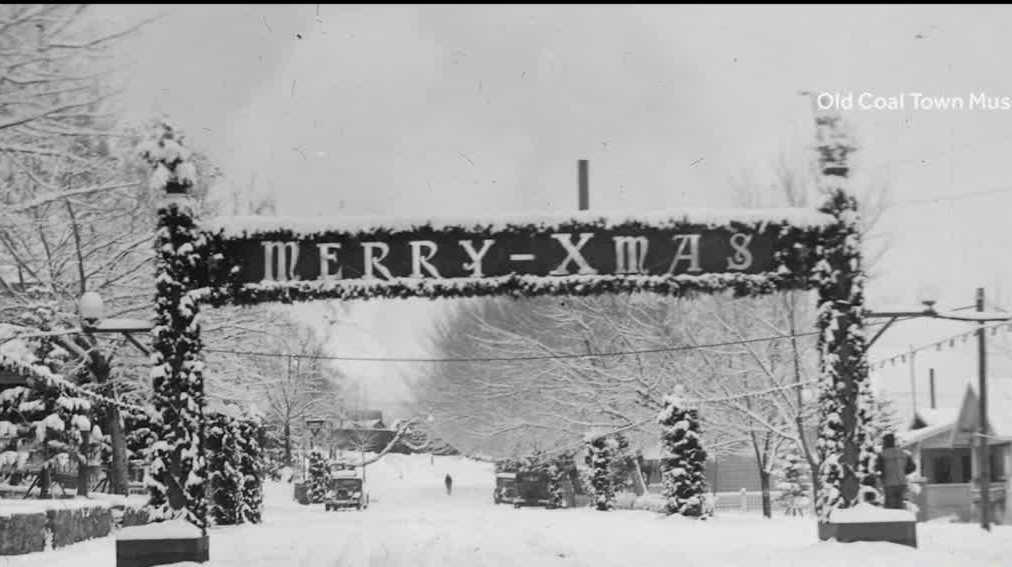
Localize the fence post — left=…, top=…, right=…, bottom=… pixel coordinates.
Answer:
left=740, top=488, right=747, bottom=513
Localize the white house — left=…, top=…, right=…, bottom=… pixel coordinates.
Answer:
left=900, top=384, right=1011, bottom=523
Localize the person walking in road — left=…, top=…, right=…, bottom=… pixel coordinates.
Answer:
left=876, top=433, right=916, bottom=509
left=445, top=473, right=453, bottom=495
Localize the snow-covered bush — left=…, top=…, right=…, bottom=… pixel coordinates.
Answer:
left=584, top=434, right=624, bottom=511
left=307, top=449, right=330, bottom=504
left=775, top=446, right=811, bottom=516
left=658, top=395, right=710, bottom=518
left=236, top=413, right=266, bottom=523
left=206, top=412, right=242, bottom=526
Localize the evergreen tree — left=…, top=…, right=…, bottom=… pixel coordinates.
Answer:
left=307, top=449, right=330, bottom=504
left=236, top=414, right=266, bottom=523
left=584, top=434, right=620, bottom=511
left=206, top=412, right=242, bottom=525
left=658, top=395, right=710, bottom=518
left=775, top=445, right=811, bottom=516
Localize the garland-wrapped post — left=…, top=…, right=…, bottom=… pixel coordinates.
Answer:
left=584, top=434, right=618, bottom=511
left=237, top=410, right=266, bottom=523
left=810, top=109, right=874, bottom=521
left=140, top=120, right=208, bottom=532
left=657, top=395, right=710, bottom=518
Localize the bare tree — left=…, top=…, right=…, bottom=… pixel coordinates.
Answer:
left=205, top=311, right=346, bottom=467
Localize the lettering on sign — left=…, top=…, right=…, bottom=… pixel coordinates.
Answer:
left=219, top=225, right=791, bottom=286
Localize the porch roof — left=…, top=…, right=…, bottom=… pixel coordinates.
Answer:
left=901, top=384, right=1012, bottom=448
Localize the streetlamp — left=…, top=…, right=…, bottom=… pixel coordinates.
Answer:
left=305, top=418, right=325, bottom=449
left=866, top=288, right=1011, bottom=531
left=77, top=291, right=154, bottom=355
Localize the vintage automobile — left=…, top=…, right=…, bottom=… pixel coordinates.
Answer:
left=493, top=471, right=517, bottom=504
left=513, top=470, right=555, bottom=509
left=324, top=470, right=369, bottom=511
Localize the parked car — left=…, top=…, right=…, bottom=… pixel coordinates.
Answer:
left=324, top=470, right=368, bottom=511
left=493, top=472, right=517, bottom=504
left=514, top=470, right=555, bottom=509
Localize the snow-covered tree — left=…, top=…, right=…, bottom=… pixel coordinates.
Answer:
left=658, top=396, right=710, bottom=518
left=775, top=445, right=811, bottom=516
left=142, top=119, right=208, bottom=529
left=584, top=434, right=623, bottom=511
left=206, top=411, right=242, bottom=526
left=236, top=412, right=266, bottom=523
left=307, top=449, right=330, bottom=504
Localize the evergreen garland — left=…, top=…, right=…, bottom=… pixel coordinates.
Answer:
left=810, top=112, right=872, bottom=521
left=307, top=449, right=330, bottom=504
left=141, top=120, right=208, bottom=530
left=658, top=396, right=710, bottom=518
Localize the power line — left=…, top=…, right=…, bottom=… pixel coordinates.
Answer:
left=205, top=319, right=901, bottom=364
left=887, top=184, right=1012, bottom=209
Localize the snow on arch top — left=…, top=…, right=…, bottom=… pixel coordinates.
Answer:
left=201, top=207, right=837, bottom=238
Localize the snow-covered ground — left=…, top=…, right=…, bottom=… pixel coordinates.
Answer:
left=3, top=454, right=1011, bottom=567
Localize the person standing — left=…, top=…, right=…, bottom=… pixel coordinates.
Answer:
left=876, top=433, right=916, bottom=509
left=445, top=473, right=453, bottom=496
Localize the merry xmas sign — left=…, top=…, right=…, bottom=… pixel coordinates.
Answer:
left=201, top=210, right=834, bottom=287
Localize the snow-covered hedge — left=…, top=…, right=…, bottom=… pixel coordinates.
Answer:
left=0, top=509, right=46, bottom=555
left=46, top=504, right=112, bottom=549
left=0, top=499, right=112, bottom=555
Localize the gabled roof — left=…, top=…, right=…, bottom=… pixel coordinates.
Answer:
left=910, top=408, right=959, bottom=429
left=900, top=385, right=1012, bottom=447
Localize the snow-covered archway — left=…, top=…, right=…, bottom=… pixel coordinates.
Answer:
left=142, top=113, right=869, bottom=532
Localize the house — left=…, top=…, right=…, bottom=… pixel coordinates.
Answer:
left=900, top=385, right=1011, bottom=523
left=329, top=409, right=395, bottom=454
left=640, top=445, right=771, bottom=493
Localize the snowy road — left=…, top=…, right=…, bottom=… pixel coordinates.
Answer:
left=5, top=455, right=1012, bottom=567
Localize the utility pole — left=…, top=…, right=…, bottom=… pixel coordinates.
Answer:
left=977, top=287, right=991, bottom=531
left=578, top=160, right=589, bottom=211
left=929, top=368, right=936, bottom=410
left=908, top=345, right=917, bottom=421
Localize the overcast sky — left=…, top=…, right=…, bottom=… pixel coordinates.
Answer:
left=95, top=5, right=1012, bottom=415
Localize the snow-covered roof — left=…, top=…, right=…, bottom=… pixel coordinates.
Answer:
left=901, top=386, right=1012, bottom=447
left=900, top=421, right=954, bottom=447
left=202, top=208, right=837, bottom=238
left=912, top=408, right=959, bottom=428
left=331, top=469, right=362, bottom=479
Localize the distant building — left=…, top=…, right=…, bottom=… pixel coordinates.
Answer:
left=330, top=409, right=395, bottom=453
left=901, top=384, right=1011, bottom=523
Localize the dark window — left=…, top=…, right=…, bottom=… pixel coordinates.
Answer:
left=960, top=454, right=973, bottom=483
left=933, top=456, right=952, bottom=483
left=991, top=451, right=1006, bottom=482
